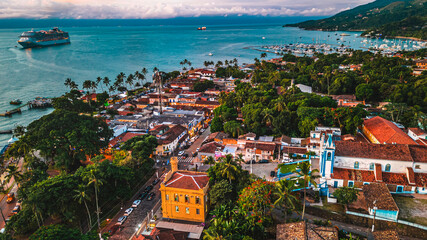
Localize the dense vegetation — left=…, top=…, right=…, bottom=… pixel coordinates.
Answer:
left=212, top=50, right=426, bottom=137
left=2, top=91, right=157, bottom=238
left=286, top=0, right=427, bottom=39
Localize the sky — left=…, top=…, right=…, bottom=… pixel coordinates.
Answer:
left=0, top=0, right=374, bottom=19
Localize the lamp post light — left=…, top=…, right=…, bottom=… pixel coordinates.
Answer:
left=371, top=200, right=378, bottom=232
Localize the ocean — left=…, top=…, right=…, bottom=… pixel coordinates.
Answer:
left=0, top=17, right=404, bottom=148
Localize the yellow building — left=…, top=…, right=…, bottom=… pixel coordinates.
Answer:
left=160, top=157, right=210, bottom=222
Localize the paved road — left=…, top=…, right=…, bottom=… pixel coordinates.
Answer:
left=103, top=170, right=165, bottom=240
left=186, top=127, right=211, bottom=161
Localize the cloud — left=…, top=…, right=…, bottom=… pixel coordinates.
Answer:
left=0, top=0, right=374, bottom=19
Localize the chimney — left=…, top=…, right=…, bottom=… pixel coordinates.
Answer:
left=170, top=156, right=178, bottom=173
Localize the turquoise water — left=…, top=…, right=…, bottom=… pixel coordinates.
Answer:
left=0, top=23, right=390, bottom=147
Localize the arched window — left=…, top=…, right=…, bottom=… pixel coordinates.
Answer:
left=369, top=163, right=374, bottom=170
left=354, top=161, right=359, bottom=169
left=174, top=194, right=179, bottom=202
left=385, top=164, right=391, bottom=172
left=327, top=152, right=332, bottom=161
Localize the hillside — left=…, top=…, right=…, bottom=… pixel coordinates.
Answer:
left=285, top=0, right=427, bottom=40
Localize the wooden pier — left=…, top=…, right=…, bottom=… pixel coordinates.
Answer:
left=0, top=107, right=22, bottom=117
left=1, top=97, right=53, bottom=117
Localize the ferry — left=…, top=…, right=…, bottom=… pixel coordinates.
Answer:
left=18, top=27, right=70, bottom=48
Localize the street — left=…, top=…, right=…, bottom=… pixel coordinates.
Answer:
left=185, top=127, right=211, bottom=161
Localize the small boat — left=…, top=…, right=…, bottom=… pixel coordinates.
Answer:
left=340, top=33, right=350, bottom=36
left=262, top=37, right=266, bottom=39
left=208, top=53, right=213, bottom=56
left=10, top=99, right=22, bottom=105
left=197, top=27, right=207, bottom=30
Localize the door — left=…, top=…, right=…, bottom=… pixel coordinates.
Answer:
left=397, top=186, right=403, bottom=193
left=333, top=181, right=338, bottom=188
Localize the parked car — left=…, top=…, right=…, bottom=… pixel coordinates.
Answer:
left=117, top=216, right=127, bottom=225
left=12, top=205, right=20, bottom=215
left=144, top=185, right=153, bottom=192
left=183, top=153, right=189, bottom=158
left=139, top=192, right=148, bottom=200
left=192, top=152, right=198, bottom=157
left=147, top=192, right=155, bottom=201
left=245, top=160, right=256, bottom=164
left=132, top=200, right=141, bottom=208
left=270, top=171, right=276, bottom=177
left=259, top=159, right=269, bottom=164
left=178, top=151, right=185, bottom=156
left=6, top=193, right=14, bottom=204
left=16, top=199, right=22, bottom=207
left=124, top=208, right=133, bottom=216
left=152, top=178, right=160, bottom=185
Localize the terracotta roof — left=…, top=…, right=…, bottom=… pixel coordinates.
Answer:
left=408, top=127, right=426, bottom=136
left=415, top=172, right=427, bottom=187
left=416, top=139, right=427, bottom=146
left=239, top=132, right=256, bottom=139
left=335, top=141, right=427, bottom=163
left=363, top=117, right=416, bottom=145
left=199, top=142, right=224, bottom=154
left=331, top=168, right=376, bottom=182
left=406, top=167, right=415, bottom=185
left=194, top=100, right=220, bottom=106
left=158, top=125, right=187, bottom=145
left=372, top=230, right=399, bottom=240
left=164, top=171, right=209, bottom=190
left=382, top=172, right=409, bottom=186
left=109, top=132, right=145, bottom=147
left=277, top=222, right=338, bottom=240
left=375, top=164, right=382, bottom=182
left=245, top=142, right=276, bottom=152
left=206, top=132, right=229, bottom=142
left=282, top=146, right=307, bottom=154
left=362, top=183, right=399, bottom=211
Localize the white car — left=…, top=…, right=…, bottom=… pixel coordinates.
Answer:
left=132, top=200, right=141, bottom=208
left=117, top=216, right=127, bottom=225
left=178, top=151, right=185, bottom=156
left=124, top=207, right=133, bottom=216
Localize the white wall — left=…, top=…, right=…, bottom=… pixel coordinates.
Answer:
left=334, top=156, right=413, bottom=173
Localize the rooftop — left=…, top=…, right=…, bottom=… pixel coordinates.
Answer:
left=109, top=132, right=145, bottom=147
left=408, top=127, right=426, bottom=136
left=277, top=221, right=338, bottom=240
left=245, top=142, right=276, bottom=152
left=158, top=125, right=187, bottom=145
left=362, top=183, right=399, bottom=212
left=199, top=142, right=224, bottom=154
left=372, top=230, right=399, bottom=240
left=164, top=171, right=209, bottom=191
left=363, top=116, right=416, bottom=145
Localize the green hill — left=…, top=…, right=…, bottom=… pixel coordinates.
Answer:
left=285, top=0, right=427, bottom=40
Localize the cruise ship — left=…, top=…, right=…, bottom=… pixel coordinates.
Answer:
left=18, top=27, right=70, bottom=48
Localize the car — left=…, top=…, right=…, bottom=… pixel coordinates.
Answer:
left=124, top=208, right=133, bottom=216
left=196, top=147, right=200, bottom=152
left=152, top=178, right=160, bottom=185
left=270, top=171, right=276, bottom=177
left=144, top=185, right=153, bottom=192
left=6, top=193, right=14, bottom=204
left=147, top=192, right=155, bottom=201
left=192, top=152, right=198, bottom=157
left=16, top=199, right=22, bottom=207
left=139, top=192, right=148, bottom=200
left=117, top=216, right=127, bottom=225
left=183, top=153, right=189, bottom=158
left=12, top=205, right=20, bottom=215
left=178, top=151, right=185, bottom=156
left=132, top=200, right=141, bottom=208
left=246, top=160, right=256, bottom=164
left=259, top=159, right=269, bottom=164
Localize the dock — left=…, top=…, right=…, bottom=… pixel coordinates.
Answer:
left=0, top=108, right=22, bottom=117
left=1, top=97, right=53, bottom=117
left=0, top=130, right=13, bottom=134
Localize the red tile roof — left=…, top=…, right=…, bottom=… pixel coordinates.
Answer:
left=245, top=142, right=276, bottom=152
left=408, top=127, right=426, bottom=136
left=335, top=141, right=427, bottom=163
left=199, top=142, right=224, bottom=154
left=331, top=168, right=376, bottom=182
left=382, top=172, right=409, bottom=186
left=164, top=171, right=209, bottom=190
left=109, top=132, right=145, bottom=147
left=364, top=116, right=416, bottom=145
left=373, top=230, right=400, bottom=240
left=406, top=167, right=415, bottom=185
left=363, top=183, right=399, bottom=211
left=415, top=172, right=427, bottom=187
left=158, top=125, right=187, bottom=145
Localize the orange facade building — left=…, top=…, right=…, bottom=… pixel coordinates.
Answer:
left=160, top=157, right=210, bottom=222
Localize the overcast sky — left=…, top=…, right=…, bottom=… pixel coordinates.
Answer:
left=0, top=0, right=373, bottom=19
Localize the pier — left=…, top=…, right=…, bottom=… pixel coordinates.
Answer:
left=1, top=97, right=53, bottom=117
left=0, top=130, right=13, bottom=134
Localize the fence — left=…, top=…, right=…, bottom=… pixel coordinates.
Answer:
left=346, top=210, right=427, bottom=231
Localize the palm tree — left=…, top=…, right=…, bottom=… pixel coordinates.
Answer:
left=262, top=109, right=274, bottom=127
left=85, top=169, right=104, bottom=231
left=83, top=80, right=92, bottom=94
left=64, top=78, right=72, bottom=89
left=204, top=156, right=215, bottom=165
left=96, top=77, right=103, bottom=91
left=74, top=184, right=92, bottom=231
left=221, top=155, right=239, bottom=184
left=274, top=179, right=298, bottom=222
left=292, top=161, right=320, bottom=219
left=126, top=74, right=134, bottom=90
left=103, top=77, right=110, bottom=92
left=5, top=165, right=22, bottom=183
left=13, top=125, right=26, bottom=138
left=70, top=81, right=79, bottom=90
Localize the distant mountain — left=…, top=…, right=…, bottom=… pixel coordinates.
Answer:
left=285, top=0, right=427, bottom=40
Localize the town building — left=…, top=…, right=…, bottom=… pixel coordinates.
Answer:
left=362, top=183, right=399, bottom=221
left=156, top=125, right=188, bottom=156
left=160, top=157, right=210, bottom=223
left=362, top=116, right=416, bottom=145
left=276, top=221, right=338, bottom=240
left=408, top=127, right=427, bottom=146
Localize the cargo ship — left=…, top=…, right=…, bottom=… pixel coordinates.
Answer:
left=18, top=27, right=70, bottom=48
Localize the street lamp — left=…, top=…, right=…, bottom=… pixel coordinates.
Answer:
left=371, top=200, right=378, bottom=232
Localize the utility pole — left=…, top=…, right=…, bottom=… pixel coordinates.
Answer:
left=0, top=206, right=6, bottom=223
left=371, top=200, right=378, bottom=232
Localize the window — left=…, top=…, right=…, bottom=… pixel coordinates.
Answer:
left=186, top=207, right=190, bottom=214
left=185, top=195, right=189, bottom=203
left=354, top=161, right=359, bottom=169
left=166, top=194, right=169, bottom=200
left=333, top=181, right=338, bottom=188
left=415, top=165, right=421, bottom=169
left=195, top=196, right=200, bottom=204
left=348, top=181, right=354, bottom=187
left=174, top=194, right=179, bottom=202
left=175, top=206, right=179, bottom=212
left=196, top=209, right=200, bottom=215
left=327, top=152, right=331, bottom=161
left=385, top=164, right=391, bottom=172
left=369, top=163, right=374, bottom=170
